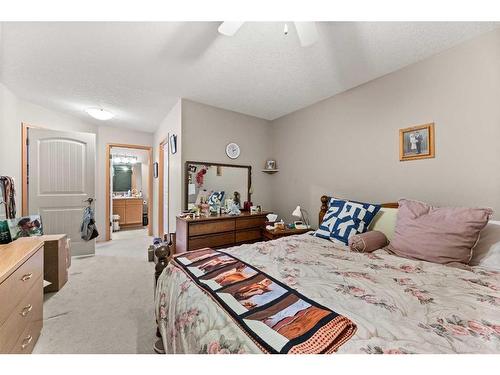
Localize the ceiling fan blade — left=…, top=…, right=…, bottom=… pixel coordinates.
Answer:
left=294, top=22, right=318, bottom=47
left=218, top=22, right=245, bottom=36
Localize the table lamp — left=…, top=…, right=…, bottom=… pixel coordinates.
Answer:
left=292, top=205, right=309, bottom=229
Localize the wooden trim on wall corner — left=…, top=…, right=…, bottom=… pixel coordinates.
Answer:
left=105, top=144, right=111, bottom=241
left=21, top=123, right=29, bottom=216
left=148, top=147, right=154, bottom=237
left=158, top=138, right=168, bottom=239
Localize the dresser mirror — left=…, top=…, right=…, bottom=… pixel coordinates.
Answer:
left=184, top=161, right=251, bottom=210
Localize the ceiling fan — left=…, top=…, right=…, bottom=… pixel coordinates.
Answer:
left=218, top=22, right=319, bottom=47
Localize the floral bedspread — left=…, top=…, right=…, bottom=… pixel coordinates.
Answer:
left=155, top=234, right=500, bottom=354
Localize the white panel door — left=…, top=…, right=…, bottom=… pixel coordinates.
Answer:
left=28, top=128, right=96, bottom=256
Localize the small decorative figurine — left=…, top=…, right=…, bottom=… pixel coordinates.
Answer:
left=227, top=202, right=241, bottom=216
left=233, top=191, right=241, bottom=208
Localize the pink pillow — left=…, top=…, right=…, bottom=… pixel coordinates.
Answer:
left=387, top=199, right=493, bottom=265
left=348, top=231, right=388, bottom=253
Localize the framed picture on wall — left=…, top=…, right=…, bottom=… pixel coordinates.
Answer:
left=170, top=134, right=177, bottom=154
left=399, top=123, right=435, bottom=161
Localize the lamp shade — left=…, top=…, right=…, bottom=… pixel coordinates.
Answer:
left=292, top=205, right=302, bottom=218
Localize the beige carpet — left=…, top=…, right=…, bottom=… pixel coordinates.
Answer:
left=33, top=230, right=156, bottom=354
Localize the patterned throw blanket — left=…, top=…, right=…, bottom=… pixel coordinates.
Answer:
left=172, top=248, right=357, bottom=354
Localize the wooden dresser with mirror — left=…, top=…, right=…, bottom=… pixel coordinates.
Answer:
left=177, top=160, right=269, bottom=253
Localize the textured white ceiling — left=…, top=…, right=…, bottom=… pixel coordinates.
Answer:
left=0, top=22, right=498, bottom=132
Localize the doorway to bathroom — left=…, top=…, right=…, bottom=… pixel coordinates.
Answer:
left=105, top=143, right=153, bottom=241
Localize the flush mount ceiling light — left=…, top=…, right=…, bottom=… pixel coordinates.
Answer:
left=86, top=108, right=115, bottom=121
left=218, top=22, right=318, bottom=47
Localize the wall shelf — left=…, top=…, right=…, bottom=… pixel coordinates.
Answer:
left=262, top=169, right=279, bottom=174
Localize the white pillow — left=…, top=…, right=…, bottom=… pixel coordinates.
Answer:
left=470, top=220, right=500, bottom=270
left=369, top=207, right=398, bottom=241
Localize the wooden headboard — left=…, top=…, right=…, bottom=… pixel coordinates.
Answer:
left=319, top=195, right=399, bottom=225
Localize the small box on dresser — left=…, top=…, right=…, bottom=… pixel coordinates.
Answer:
left=0, top=238, right=44, bottom=354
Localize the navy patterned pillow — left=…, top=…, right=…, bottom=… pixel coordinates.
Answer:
left=208, top=191, right=225, bottom=206
left=313, top=198, right=381, bottom=245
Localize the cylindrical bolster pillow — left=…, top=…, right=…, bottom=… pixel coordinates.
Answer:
left=348, top=231, right=388, bottom=253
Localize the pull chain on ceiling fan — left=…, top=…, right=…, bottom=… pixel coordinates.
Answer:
left=218, top=22, right=318, bottom=47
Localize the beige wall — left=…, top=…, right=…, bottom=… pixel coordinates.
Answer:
left=270, top=29, right=500, bottom=225
left=153, top=99, right=182, bottom=236
left=0, top=83, right=154, bottom=244
left=181, top=99, right=274, bottom=213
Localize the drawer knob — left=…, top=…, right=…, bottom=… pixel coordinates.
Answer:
left=20, top=304, right=33, bottom=317
left=21, top=273, right=33, bottom=281
left=21, top=335, right=33, bottom=350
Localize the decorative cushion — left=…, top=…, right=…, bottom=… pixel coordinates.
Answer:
left=314, top=198, right=381, bottom=245
left=208, top=191, right=225, bottom=206
left=469, top=220, right=500, bottom=270
left=369, top=207, right=398, bottom=241
left=387, top=199, right=493, bottom=265
left=348, top=230, right=388, bottom=253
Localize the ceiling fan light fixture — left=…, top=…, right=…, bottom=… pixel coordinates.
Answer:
left=86, top=107, right=114, bottom=121
left=218, top=22, right=244, bottom=36
left=294, top=22, right=319, bottom=47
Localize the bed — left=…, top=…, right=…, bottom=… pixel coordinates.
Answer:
left=155, top=196, right=500, bottom=354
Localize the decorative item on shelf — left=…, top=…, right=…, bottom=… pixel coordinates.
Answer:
left=243, top=201, right=253, bottom=211
left=224, top=198, right=234, bottom=210
left=0, top=220, right=12, bottom=244
left=209, top=206, right=219, bottom=216
left=196, top=166, right=208, bottom=186
left=262, top=159, right=278, bottom=174
left=200, top=197, right=210, bottom=216
left=7, top=215, right=43, bottom=240
left=292, top=205, right=310, bottom=229
left=399, top=122, right=435, bottom=161
left=170, top=134, right=177, bottom=154
left=227, top=202, right=241, bottom=216
left=233, top=191, right=241, bottom=208
left=250, top=205, right=262, bottom=214
left=275, top=221, right=286, bottom=230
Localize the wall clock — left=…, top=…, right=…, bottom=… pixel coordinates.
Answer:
left=225, top=142, right=240, bottom=159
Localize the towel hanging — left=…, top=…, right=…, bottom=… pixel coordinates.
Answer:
left=0, top=176, right=17, bottom=219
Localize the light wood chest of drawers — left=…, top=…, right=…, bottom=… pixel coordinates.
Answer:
left=0, top=238, right=44, bottom=354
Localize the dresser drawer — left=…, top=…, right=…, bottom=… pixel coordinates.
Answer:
left=189, top=220, right=235, bottom=236
left=235, top=216, right=266, bottom=230
left=9, top=316, right=43, bottom=354
left=235, top=229, right=262, bottom=243
left=0, top=276, right=43, bottom=353
left=189, top=232, right=235, bottom=251
left=0, top=248, right=43, bottom=326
